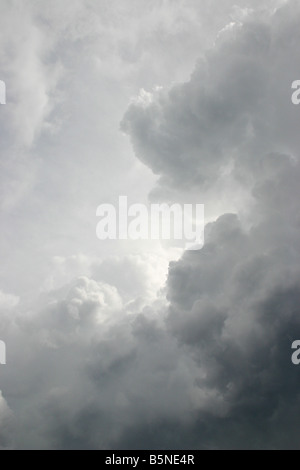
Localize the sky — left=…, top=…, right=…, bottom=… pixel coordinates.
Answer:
left=0, top=0, right=300, bottom=449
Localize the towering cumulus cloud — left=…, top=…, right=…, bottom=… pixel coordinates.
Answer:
left=122, top=1, right=300, bottom=201
left=1, top=0, right=300, bottom=449
left=121, top=1, right=300, bottom=448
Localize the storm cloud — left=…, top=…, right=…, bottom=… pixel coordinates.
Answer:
left=1, top=0, right=300, bottom=450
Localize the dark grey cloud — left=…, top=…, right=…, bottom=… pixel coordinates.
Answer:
left=119, top=0, right=300, bottom=449
left=121, top=1, right=300, bottom=204
left=4, top=165, right=300, bottom=450
left=166, top=209, right=300, bottom=448
left=1, top=0, right=300, bottom=450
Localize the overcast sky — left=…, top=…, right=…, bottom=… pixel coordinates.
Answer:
left=0, top=0, right=300, bottom=449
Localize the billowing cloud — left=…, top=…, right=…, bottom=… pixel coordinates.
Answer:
left=91, top=253, right=169, bottom=308
left=166, top=209, right=300, bottom=448
left=1, top=270, right=199, bottom=449
left=120, top=0, right=300, bottom=448
left=1, top=0, right=300, bottom=451
left=121, top=1, right=300, bottom=213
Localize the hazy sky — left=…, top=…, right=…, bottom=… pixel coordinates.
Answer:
left=0, top=0, right=300, bottom=449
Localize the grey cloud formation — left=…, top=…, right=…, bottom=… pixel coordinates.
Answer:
left=120, top=0, right=300, bottom=448
left=121, top=1, right=300, bottom=208
left=1, top=274, right=198, bottom=449
left=1, top=0, right=300, bottom=450
left=166, top=210, right=300, bottom=448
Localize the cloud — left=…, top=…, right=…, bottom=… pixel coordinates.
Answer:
left=5, top=174, right=300, bottom=450
left=0, top=392, right=13, bottom=450
left=0, top=2, right=62, bottom=149
left=1, top=269, right=199, bottom=449
left=165, top=208, right=300, bottom=448
left=0, top=1, right=62, bottom=212
left=0, top=290, right=19, bottom=310
left=91, top=253, right=169, bottom=308
left=121, top=1, right=300, bottom=211
left=1, top=0, right=300, bottom=450
left=118, top=0, right=300, bottom=448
